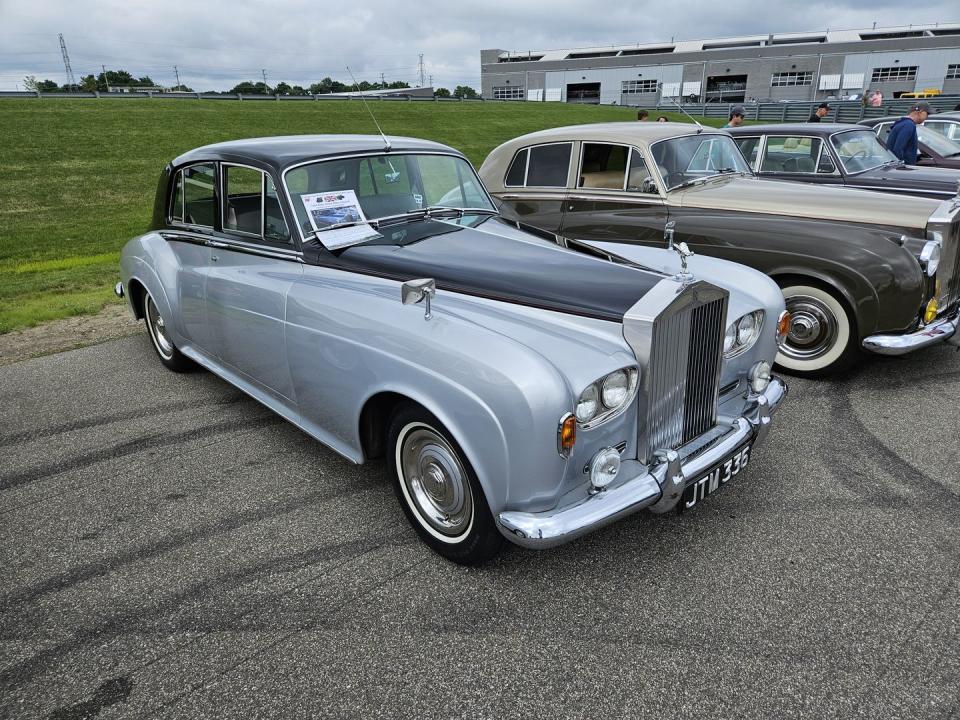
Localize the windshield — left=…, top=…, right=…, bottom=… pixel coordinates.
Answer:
left=830, top=130, right=897, bottom=173
left=650, top=134, right=752, bottom=190
left=284, top=153, right=495, bottom=238
left=919, top=125, right=960, bottom=158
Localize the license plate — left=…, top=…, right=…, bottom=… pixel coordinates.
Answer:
left=679, top=443, right=751, bottom=512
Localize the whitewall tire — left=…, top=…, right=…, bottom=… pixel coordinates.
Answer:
left=776, top=283, right=858, bottom=377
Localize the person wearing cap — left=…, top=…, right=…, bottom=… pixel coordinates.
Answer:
left=885, top=102, right=932, bottom=164
left=722, top=105, right=745, bottom=128
left=808, top=102, right=830, bottom=122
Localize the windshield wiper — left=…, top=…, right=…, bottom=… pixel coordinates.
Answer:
left=374, top=206, right=498, bottom=228
left=671, top=168, right=741, bottom=191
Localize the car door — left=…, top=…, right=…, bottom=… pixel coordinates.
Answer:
left=204, top=163, right=302, bottom=402
left=494, top=142, right=573, bottom=236
left=164, top=162, right=217, bottom=353
left=559, top=142, right=668, bottom=248
left=755, top=134, right=843, bottom=188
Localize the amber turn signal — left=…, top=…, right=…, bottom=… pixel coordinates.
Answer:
left=776, top=310, right=791, bottom=344
left=924, top=298, right=938, bottom=325
left=558, top=414, right=577, bottom=457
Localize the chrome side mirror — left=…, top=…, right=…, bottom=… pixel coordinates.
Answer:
left=401, top=278, right=436, bottom=320
left=641, top=177, right=658, bottom=194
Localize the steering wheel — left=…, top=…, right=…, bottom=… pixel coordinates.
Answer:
left=849, top=149, right=870, bottom=160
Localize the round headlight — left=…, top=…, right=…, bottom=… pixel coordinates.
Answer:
left=749, top=360, right=772, bottom=394
left=590, top=447, right=621, bottom=490
left=920, top=240, right=941, bottom=278
left=576, top=384, right=599, bottom=423
left=601, top=370, right=630, bottom=408
left=737, top=313, right=758, bottom=346
left=723, top=323, right=737, bottom=354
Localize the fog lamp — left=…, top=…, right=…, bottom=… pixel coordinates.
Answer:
left=924, top=298, right=938, bottom=324
left=749, top=360, right=772, bottom=395
left=589, top=447, right=621, bottom=490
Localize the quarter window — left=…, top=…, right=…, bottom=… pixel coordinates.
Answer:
left=505, top=149, right=528, bottom=186
left=733, top=137, right=762, bottom=168
left=180, top=164, right=216, bottom=227
left=760, top=136, right=823, bottom=174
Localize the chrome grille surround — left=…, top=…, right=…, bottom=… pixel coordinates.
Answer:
left=928, top=198, right=960, bottom=315
left=624, top=279, right=728, bottom=465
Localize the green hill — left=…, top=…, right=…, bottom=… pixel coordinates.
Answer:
left=0, top=99, right=719, bottom=332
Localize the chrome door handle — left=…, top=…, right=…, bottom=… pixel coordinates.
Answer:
left=207, top=239, right=228, bottom=248
left=211, top=254, right=219, bottom=262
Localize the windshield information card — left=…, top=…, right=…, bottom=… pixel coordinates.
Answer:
left=300, top=190, right=381, bottom=250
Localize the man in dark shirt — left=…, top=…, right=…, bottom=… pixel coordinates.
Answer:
left=808, top=102, right=830, bottom=122
left=886, top=102, right=932, bottom=164
left=722, top=105, right=745, bottom=128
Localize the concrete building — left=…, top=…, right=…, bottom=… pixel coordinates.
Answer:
left=481, top=23, right=960, bottom=105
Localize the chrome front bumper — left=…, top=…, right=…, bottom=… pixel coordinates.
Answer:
left=498, top=377, right=787, bottom=550
left=862, top=309, right=959, bottom=356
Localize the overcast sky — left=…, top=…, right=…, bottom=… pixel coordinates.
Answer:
left=0, top=0, right=957, bottom=91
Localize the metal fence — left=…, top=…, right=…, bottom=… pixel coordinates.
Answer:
left=0, top=90, right=493, bottom=103
left=654, top=96, right=960, bottom=123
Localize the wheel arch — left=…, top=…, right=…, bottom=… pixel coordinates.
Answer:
left=768, top=268, right=870, bottom=338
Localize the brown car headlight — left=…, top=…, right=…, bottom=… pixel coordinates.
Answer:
left=920, top=239, right=941, bottom=278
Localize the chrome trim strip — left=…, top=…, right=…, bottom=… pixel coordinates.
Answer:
left=565, top=192, right=667, bottom=205
left=862, top=308, right=959, bottom=355
left=498, top=377, right=787, bottom=549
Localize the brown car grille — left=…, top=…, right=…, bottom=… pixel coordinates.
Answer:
left=642, top=294, right=727, bottom=461
left=940, top=218, right=960, bottom=312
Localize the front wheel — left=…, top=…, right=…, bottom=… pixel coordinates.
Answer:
left=144, top=292, right=193, bottom=372
left=387, top=404, right=503, bottom=565
left=776, top=283, right=859, bottom=377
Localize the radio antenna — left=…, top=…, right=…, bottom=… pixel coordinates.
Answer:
left=665, top=94, right=705, bottom=133
left=347, top=66, right=391, bottom=152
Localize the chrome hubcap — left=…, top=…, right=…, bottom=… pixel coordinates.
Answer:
left=400, top=427, right=472, bottom=537
left=146, top=297, right=174, bottom=360
left=782, top=296, right=837, bottom=361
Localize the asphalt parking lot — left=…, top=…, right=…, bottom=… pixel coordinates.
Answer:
left=1, top=332, right=958, bottom=719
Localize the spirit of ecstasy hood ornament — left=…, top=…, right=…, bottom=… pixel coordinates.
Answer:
left=673, top=241, right=695, bottom=283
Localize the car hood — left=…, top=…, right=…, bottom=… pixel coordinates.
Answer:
left=673, top=175, right=939, bottom=230
left=322, top=217, right=667, bottom=322
left=857, top=163, right=960, bottom=193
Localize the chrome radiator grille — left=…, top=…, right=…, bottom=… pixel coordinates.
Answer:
left=639, top=292, right=727, bottom=463
left=939, top=218, right=960, bottom=312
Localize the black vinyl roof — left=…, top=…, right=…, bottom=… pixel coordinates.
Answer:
left=171, top=134, right=463, bottom=174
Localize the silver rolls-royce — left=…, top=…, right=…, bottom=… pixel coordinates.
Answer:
left=116, top=134, right=787, bottom=564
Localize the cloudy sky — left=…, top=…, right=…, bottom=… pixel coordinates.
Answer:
left=0, top=0, right=957, bottom=91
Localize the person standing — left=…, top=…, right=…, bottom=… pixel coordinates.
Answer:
left=637, top=110, right=649, bottom=121
left=722, top=105, right=745, bottom=128
left=808, top=102, right=830, bottom=122
left=885, top=102, right=932, bottom=164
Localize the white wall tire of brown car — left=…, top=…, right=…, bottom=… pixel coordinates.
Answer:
left=776, top=283, right=858, bottom=377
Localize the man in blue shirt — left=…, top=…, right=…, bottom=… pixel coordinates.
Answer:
left=886, top=102, right=932, bottom=164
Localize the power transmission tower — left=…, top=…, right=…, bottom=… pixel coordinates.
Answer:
left=58, top=34, right=76, bottom=89
left=418, top=54, right=425, bottom=87
left=174, top=65, right=180, bottom=90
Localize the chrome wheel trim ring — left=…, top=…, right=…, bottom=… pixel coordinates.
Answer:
left=396, top=422, right=474, bottom=542
left=145, top=296, right=175, bottom=360
left=780, top=295, right=838, bottom=361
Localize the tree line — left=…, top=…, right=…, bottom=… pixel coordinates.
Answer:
left=21, top=69, right=478, bottom=98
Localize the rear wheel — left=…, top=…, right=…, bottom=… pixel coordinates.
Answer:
left=144, top=292, right=193, bottom=372
left=776, top=282, right=859, bottom=377
left=387, top=404, right=503, bottom=565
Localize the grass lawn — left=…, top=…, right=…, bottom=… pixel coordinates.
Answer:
left=0, top=99, right=725, bottom=333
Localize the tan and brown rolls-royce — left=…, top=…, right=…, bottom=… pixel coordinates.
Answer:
left=479, top=122, right=960, bottom=377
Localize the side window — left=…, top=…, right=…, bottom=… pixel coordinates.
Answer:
left=526, top=144, right=572, bottom=187
left=626, top=149, right=657, bottom=193
left=223, top=165, right=291, bottom=244
left=579, top=143, right=628, bottom=189
left=505, top=149, right=528, bottom=187
left=761, top=136, right=821, bottom=174
left=182, top=164, right=216, bottom=227
left=223, top=165, right=263, bottom=236
left=734, top=137, right=761, bottom=169
left=875, top=123, right=892, bottom=144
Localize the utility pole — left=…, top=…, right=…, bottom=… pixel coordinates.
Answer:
left=174, top=65, right=180, bottom=90
left=58, top=34, right=76, bottom=89
left=101, top=63, right=108, bottom=92
left=418, top=54, right=425, bottom=87
left=428, top=74, right=433, bottom=87
left=380, top=72, right=385, bottom=88
left=261, top=68, right=268, bottom=92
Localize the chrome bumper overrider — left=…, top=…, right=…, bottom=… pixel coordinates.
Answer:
left=498, top=377, right=788, bottom=549
left=862, top=309, right=959, bottom=356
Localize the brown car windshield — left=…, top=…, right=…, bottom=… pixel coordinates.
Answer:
left=650, top=135, right=752, bottom=190
left=830, top=130, right=897, bottom=173
left=284, top=153, right=495, bottom=238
